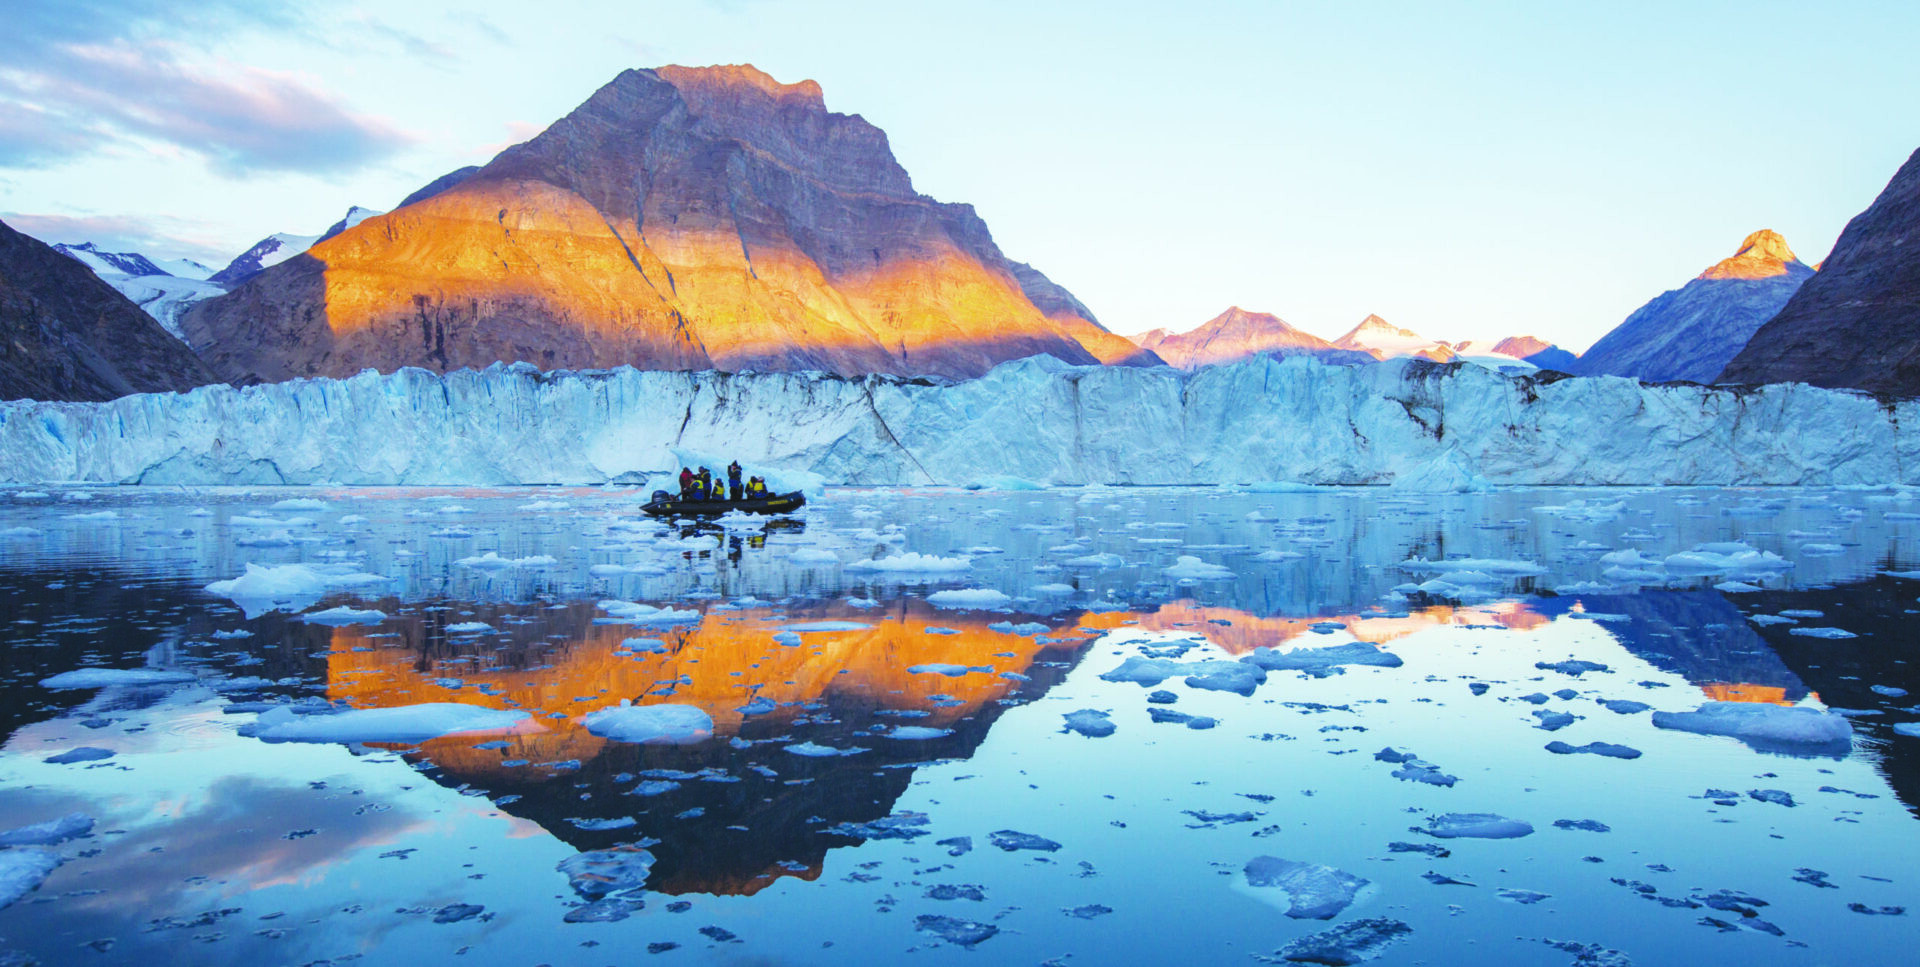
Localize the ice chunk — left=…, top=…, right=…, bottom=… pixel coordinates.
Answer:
left=1062, top=709, right=1116, bottom=737
left=1164, top=555, right=1235, bottom=580
left=45, top=747, right=114, bottom=764
left=1651, top=701, right=1852, bottom=756
left=204, top=562, right=389, bottom=616
left=0, top=849, right=61, bottom=910
left=988, top=830, right=1061, bottom=852
left=1788, top=626, right=1857, bottom=639
left=456, top=551, right=557, bottom=569
left=1533, top=710, right=1576, bottom=731
left=1063, top=552, right=1124, bottom=568
left=784, top=742, right=867, bottom=757
left=39, top=668, right=195, bottom=689
left=1243, top=642, right=1403, bottom=678
left=1400, top=556, right=1545, bottom=576
left=1419, top=813, right=1534, bottom=839
left=253, top=702, right=531, bottom=744
left=886, top=726, right=953, bottom=740
left=582, top=704, right=714, bottom=745
left=445, top=621, right=493, bottom=634
left=844, top=553, right=971, bottom=573
left=908, top=663, right=991, bottom=677
left=0, top=813, right=93, bottom=847
left=1748, top=788, right=1796, bottom=807
left=1535, top=660, right=1608, bottom=677
left=557, top=846, right=655, bottom=898
left=914, top=914, right=998, bottom=946
left=1265, top=917, right=1412, bottom=965
left=297, top=606, right=388, bottom=626
left=1243, top=856, right=1369, bottom=919
left=924, top=588, right=1012, bottom=610
left=1597, top=699, right=1650, bottom=715
left=1544, top=741, right=1641, bottom=759
left=825, top=813, right=931, bottom=840
left=597, top=600, right=702, bottom=625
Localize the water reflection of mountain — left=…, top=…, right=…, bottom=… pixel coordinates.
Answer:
left=1722, top=577, right=1920, bottom=817
left=318, top=598, right=1095, bottom=895
left=1528, top=590, right=1811, bottom=704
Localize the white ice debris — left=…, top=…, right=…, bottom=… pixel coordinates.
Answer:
left=297, top=606, right=388, bottom=625
left=1243, top=856, right=1369, bottom=920
left=925, top=588, right=1012, bottom=610
left=1164, top=555, right=1235, bottom=580
left=0, top=849, right=61, bottom=910
left=845, top=553, right=971, bottom=574
left=457, top=551, right=558, bottom=569
left=581, top=703, right=714, bottom=745
left=1420, top=813, right=1534, bottom=839
left=1651, top=701, right=1853, bottom=756
left=39, top=668, right=195, bottom=689
left=203, top=563, right=390, bottom=616
left=1063, top=552, right=1124, bottom=568
left=788, top=548, right=840, bottom=564
left=597, top=600, right=702, bottom=625
left=0, top=813, right=94, bottom=847
left=250, top=703, right=531, bottom=744
left=1061, top=709, right=1116, bottom=737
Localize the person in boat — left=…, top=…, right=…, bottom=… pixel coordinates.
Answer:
left=696, top=467, right=714, bottom=501
left=678, top=466, right=694, bottom=500
left=727, top=461, right=743, bottom=501
left=746, top=476, right=768, bottom=498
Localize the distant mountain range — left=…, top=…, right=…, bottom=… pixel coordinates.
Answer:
left=1721, top=148, right=1920, bottom=395
left=1134, top=307, right=1571, bottom=374
left=182, top=65, right=1155, bottom=384
left=1573, top=230, right=1814, bottom=383
left=0, top=218, right=214, bottom=401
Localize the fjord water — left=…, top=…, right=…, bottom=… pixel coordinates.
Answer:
left=1, top=485, right=1915, bottom=966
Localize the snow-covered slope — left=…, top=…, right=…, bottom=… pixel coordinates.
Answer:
left=208, top=231, right=320, bottom=286
left=0, top=356, right=1909, bottom=488
left=51, top=242, right=225, bottom=340
left=1332, top=315, right=1455, bottom=361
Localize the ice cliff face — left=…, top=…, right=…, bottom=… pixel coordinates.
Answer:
left=0, top=356, right=1909, bottom=487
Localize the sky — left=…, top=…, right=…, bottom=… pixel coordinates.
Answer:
left=0, top=0, right=1915, bottom=353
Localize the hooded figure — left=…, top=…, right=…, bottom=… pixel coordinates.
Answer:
left=727, top=461, right=743, bottom=501
left=678, top=466, right=694, bottom=499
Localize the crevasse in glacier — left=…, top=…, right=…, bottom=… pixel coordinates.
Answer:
left=0, top=356, right=1911, bottom=487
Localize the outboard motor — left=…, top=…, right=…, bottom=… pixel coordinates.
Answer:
left=651, top=489, right=671, bottom=504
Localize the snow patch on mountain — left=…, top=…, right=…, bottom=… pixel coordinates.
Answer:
left=0, top=356, right=1910, bottom=488
left=52, top=242, right=225, bottom=340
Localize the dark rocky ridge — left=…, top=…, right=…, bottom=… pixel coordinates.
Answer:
left=0, top=218, right=215, bottom=401
left=1720, top=148, right=1920, bottom=394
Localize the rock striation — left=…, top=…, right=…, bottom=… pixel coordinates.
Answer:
left=1721, top=148, right=1920, bottom=395
left=0, top=218, right=214, bottom=401
left=183, top=65, right=1153, bottom=384
left=1576, top=230, right=1813, bottom=384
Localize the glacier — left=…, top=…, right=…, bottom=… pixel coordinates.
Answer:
left=0, top=355, right=1913, bottom=487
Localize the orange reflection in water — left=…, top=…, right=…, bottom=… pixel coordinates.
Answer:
left=1697, top=683, right=1805, bottom=706
left=321, top=599, right=1084, bottom=782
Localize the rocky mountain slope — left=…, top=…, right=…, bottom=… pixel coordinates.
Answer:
left=0, top=219, right=214, bottom=401
left=1134, top=306, right=1368, bottom=368
left=183, top=65, right=1154, bottom=384
left=53, top=241, right=225, bottom=340
left=1576, top=230, right=1813, bottom=383
left=1720, top=149, right=1920, bottom=394
left=1490, top=336, right=1578, bottom=372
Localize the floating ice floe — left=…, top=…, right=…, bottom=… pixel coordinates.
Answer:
left=249, top=703, right=533, bottom=744
left=1267, top=917, right=1412, bottom=965
left=886, top=726, right=953, bottom=740
left=1063, top=552, right=1124, bottom=568
left=297, top=606, right=388, bottom=626
left=908, top=663, right=992, bottom=677
left=204, top=563, right=391, bottom=617
left=845, top=552, right=971, bottom=574
left=1062, top=709, right=1115, bottom=737
left=0, top=813, right=93, bottom=847
left=1243, top=856, right=1369, bottom=920
left=785, top=742, right=867, bottom=757
left=788, top=548, right=839, bottom=564
left=597, top=600, right=702, bottom=625
left=581, top=704, right=713, bottom=745
left=925, top=588, right=1012, bottom=610
left=1788, top=627, right=1858, bottom=639
left=0, top=849, right=61, bottom=910
left=915, top=914, right=999, bottom=946
left=1419, top=813, right=1534, bottom=839
left=1651, top=701, right=1853, bottom=756
left=1545, top=740, right=1641, bottom=759
left=39, top=668, right=196, bottom=689
left=558, top=847, right=655, bottom=898
left=1243, top=642, right=1403, bottom=678
left=1164, top=555, right=1235, bottom=580
left=457, top=551, right=558, bottom=569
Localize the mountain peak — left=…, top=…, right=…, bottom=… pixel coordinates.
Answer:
left=654, top=64, right=825, bottom=109
left=1699, top=229, right=1804, bottom=280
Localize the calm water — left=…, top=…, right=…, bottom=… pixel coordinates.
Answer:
left=1, top=484, right=1916, bottom=966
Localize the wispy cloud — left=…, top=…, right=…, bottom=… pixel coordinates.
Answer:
left=1, top=210, right=240, bottom=264
left=0, top=0, right=414, bottom=176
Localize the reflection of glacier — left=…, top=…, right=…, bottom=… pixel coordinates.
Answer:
left=3, top=355, right=1915, bottom=485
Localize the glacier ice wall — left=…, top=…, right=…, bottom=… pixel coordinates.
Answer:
left=0, top=356, right=1912, bottom=487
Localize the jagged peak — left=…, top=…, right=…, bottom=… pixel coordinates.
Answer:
left=654, top=64, right=825, bottom=109
left=1699, top=229, right=1803, bottom=280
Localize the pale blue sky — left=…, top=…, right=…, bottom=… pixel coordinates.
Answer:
left=1, top=0, right=1914, bottom=352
